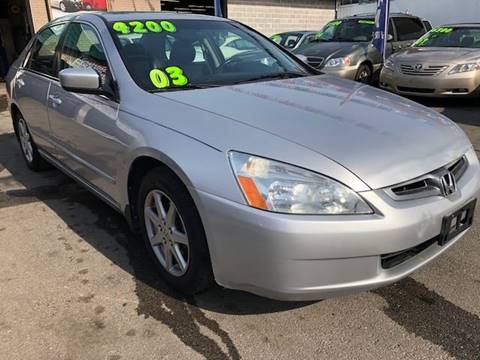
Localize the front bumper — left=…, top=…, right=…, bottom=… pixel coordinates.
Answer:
left=380, top=68, right=480, bottom=97
left=196, top=148, right=480, bottom=301
left=320, top=65, right=359, bottom=80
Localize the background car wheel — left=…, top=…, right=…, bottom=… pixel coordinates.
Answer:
left=137, top=167, right=214, bottom=295
left=355, top=64, right=372, bottom=84
left=14, top=113, right=49, bottom=171
left=59, top=1, right=67, bottom=12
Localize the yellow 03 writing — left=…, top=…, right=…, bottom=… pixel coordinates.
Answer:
left=165, top=66, right=188, bottom=86
left=149, top=69, right=170, bottom=89
left=149, top=67, right=189, bottom=89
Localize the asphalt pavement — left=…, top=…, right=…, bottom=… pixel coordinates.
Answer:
left=1, top=86, right=480, bottom=360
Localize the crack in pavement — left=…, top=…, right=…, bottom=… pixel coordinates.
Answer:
left=374, top=277, right=480, bottom=360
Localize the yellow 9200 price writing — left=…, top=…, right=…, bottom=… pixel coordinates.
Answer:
left=112, top=20, right=177, bottom=34
left=327, top=20, right=342, bottom=27
left=149, top=66, right=189, bottom=89
left=431, top=27, right=453, bottom=33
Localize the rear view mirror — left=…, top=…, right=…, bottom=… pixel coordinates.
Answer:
left=59, top=68, right=101, bottom=94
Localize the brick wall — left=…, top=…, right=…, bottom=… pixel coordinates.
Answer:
left=109, top=0, right=160, bottom=11
left=28, top=0, right=335, bottom=34
left=28, top=0, right=50, bottom=32
left=228, top=0, right=336, bottom=36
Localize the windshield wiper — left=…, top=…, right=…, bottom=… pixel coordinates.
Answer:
left=233, top=72, right=306, bottom=85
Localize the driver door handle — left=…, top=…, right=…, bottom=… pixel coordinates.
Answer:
left=48, top=95, right=63, bottom=105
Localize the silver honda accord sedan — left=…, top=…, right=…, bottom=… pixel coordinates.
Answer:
left=6, top=12, right=480, bottom=301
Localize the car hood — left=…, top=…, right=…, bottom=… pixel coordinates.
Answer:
left=296, top=41, right=367, bottom=58
left=392, top=47, right=480, bottom=63
left=158, top=75, right=471, bottom=189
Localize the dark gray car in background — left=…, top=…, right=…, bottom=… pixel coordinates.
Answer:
left=294, top=13, right=429, bottom=84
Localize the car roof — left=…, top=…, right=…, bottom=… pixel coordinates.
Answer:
left=344, top=12, right=420, bottom=20
left=442, top=23, right=480, bottom=27
left=80, top=11, right=227, bottom=22
left=274, top=31, right=316, bottom=35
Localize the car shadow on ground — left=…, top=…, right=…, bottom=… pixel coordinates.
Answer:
left=0, top=131, right=314, bottom=317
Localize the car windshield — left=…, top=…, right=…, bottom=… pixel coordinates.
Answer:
left=315, top=18, right=375, bottom=43
left=414, top=27, right=480, bottom=48
left=271, top=33, right=304, bottom=49
left=109, top=18, right=310, bottom=92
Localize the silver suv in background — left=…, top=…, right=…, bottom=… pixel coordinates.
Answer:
left=294, top=13, right=429, bottom=84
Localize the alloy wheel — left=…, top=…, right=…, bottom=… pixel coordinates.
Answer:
left=357, top=67, right=371, bottom=84
left=144, top=189, right=190, bottom=277
left=18, top=118, right=33, bottom=163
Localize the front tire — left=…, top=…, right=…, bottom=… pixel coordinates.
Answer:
left=14, top=114, right=48, bottom=171
left=137, top=167, right=214, bottom=295
left=355, top=63, right=372, bottom=84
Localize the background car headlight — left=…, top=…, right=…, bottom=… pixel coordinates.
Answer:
left=384, top=58, right=395, bottom=71
left=449, top=62, right=480, bottom=75
left=324, top=56, right=352, bottom=68
left=229, top=152, right=373, bottom=215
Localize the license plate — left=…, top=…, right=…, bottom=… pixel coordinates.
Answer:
left=439, top=199, right=476, bottom=246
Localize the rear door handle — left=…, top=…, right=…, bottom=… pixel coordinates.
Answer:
left=48, top=95, right=63, bottom=105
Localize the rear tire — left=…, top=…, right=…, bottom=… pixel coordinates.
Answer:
left=14, top=113, right=49, bottom=172
left=137, top=167, right=214, bottom=295
left=59, top=1, right=67, bottom=12
left=355, top=63, right=372, bottom=84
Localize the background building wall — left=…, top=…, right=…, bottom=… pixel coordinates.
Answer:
left=109, top=0, right=160, bottom=11
left=28, top=0, right=50, bottom=31
left=337, top=0, right=480, bottom=27
left=27, top=0, right=336, bottom=34
left=228, top=0, right=335, bottom=36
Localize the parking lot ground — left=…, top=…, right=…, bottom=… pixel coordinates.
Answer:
left=1, top=87, right=480, bottom=360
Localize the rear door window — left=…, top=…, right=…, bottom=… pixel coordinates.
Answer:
left=27, top=24, right=66, bottom=77
left=394, top=17, right=426, bottom=41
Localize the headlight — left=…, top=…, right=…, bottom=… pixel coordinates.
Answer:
left=229, top=152, right=373, bottom=215
left=384, top=58, right=395, bottom=71
left=449, top=62, right=480, bottom=75
left=324, top=56, right=352, bottom=68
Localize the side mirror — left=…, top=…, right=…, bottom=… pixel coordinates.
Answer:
left=296, top=54, right=308, bottom=63
left=387, top=34, right=394, bottom=42
left=59, top=68, right=101, bottom=94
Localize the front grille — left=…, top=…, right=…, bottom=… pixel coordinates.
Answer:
left=386, top=156, right=468, bottom=201
left=307, top=56, right=324, bottom=68
left=381, top=235, right=439, bottom=269
left=400, top=64, right=448, bottom=76
left=397, top=86, right=435, bottom=94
